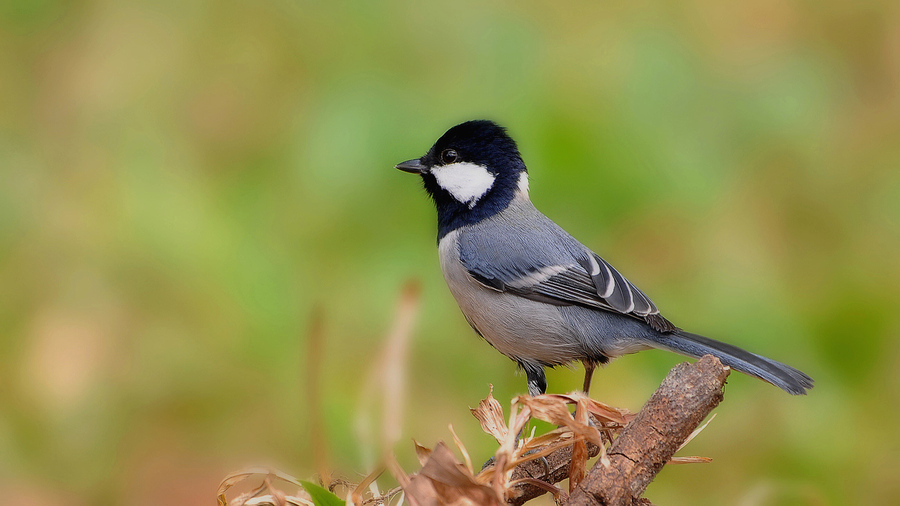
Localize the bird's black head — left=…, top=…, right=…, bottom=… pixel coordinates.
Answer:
left=396, top=120, right=529, bottom=239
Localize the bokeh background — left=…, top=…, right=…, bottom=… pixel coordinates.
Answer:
left=2, top=0, right=899, bottom=504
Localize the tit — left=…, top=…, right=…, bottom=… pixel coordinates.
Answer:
left=396, top=120, right=813, bottom=397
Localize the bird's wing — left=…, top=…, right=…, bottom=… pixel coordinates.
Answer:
left=456, top=218, right=677, bottom=332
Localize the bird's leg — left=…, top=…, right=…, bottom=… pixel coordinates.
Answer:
left=523, top=363, right=548, bottom=397
left=582, top=360, right=596, bottom=395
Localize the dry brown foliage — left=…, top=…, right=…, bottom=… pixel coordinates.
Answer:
left=218, top=283, right=727, bottom=506
left=218, top=378, right=719, bottom=506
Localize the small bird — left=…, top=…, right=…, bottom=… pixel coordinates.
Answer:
left=396, top=120, right=813, bottom=397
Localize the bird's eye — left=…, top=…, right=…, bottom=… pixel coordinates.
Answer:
left=441, top=149, right=459, bottom=164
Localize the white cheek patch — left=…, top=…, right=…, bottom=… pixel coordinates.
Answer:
left=431, top=162, right=496, bottom=208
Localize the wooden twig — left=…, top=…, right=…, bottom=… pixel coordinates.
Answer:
left=567, top=355, right=729, bottom=505
left=505, top=355, right=729, bottom=505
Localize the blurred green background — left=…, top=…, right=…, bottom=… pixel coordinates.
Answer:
left=2, top=0, right=899, bottom=504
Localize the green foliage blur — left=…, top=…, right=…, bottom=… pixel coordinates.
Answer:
left=1, top=0, right=898, bottom=504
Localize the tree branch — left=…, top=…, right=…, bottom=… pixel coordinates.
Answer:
left=566, top=355, right=729, bottom=505
left=505, top=355, right=729, bottom=505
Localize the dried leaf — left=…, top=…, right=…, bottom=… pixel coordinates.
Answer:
left=516, top=437, right=579, bottom=466
left=413, top=440, right=432, bottom=466
left=669, top=456, right=713, bottom=464
left=541, top=392, right=630, bottom=426
left=580, top=397, right=632, bottom=426
left=515, top=395, right=574, bottom=428
left=569, top=438, right=587, bottom=493
left=449, top=424, right=474, bottom=475
left=242, top=495, right=312, bottom=506
left=470, top=385, right=508, bottom=444
left=404, top=442, right=502, bottom=506
left=568, top=399, right=589, bottom=492
left=597, top=434, right=611, bottom=469
left=520, top=427, right=572, bottom=450
left=677, top=413, right=716, bottom=452
left=218, top=468, right=309, bottom=506
left=517, top=395, right=603, bottom=447
left=478, top=432, right=575, bottom=484
left=507, top=478, right=565, bottom=501
left=349, top=466, right=384, bottom=505
left=508, top=403, right=533, bottom=445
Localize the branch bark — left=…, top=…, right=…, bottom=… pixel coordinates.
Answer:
left=566, top=355, right=729, bottom=505
left=505, top=355, right=730, bottom=506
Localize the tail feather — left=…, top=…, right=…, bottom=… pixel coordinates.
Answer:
left=647, top=330, right=814, bottom=395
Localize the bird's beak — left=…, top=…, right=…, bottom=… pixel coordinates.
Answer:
left=395, top=158, right=426, bottom=174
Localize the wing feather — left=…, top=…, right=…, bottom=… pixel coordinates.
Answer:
left=455, top=215, right=675, bottom=331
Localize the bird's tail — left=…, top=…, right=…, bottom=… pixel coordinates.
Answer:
left=645, top=330, right=814, bottom=395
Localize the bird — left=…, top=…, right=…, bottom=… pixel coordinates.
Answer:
left=396, top=120, right=813, bottom=397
